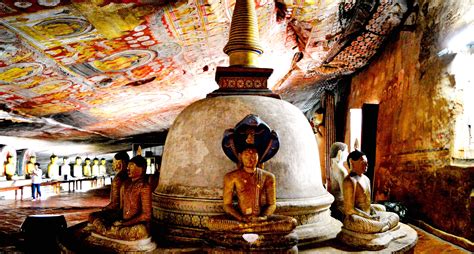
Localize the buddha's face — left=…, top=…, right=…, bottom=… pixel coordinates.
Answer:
left=240, top=148, right=258, bottom=172
left=30, top=157, right=36, bottom=163
left=351, top=155, right=368, bottom=175
left=85, top=160, right=91, bottom=165
left=75, top=158, right=82, bottom=165
left=127, top=162, right=143, bottom=179
left=6, top=157, right=13, bottom=164
left=112, top=158, right=123, bottom=172
left=93, top=159, right=99, bottom=165
left=101, top=159, right=106, bottom=165
left=51, top=157, right=57, bottom=164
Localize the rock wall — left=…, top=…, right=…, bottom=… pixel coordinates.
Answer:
left=345, top=0, right=473, bottom=240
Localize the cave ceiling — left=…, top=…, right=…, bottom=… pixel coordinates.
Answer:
left=0, top=0, right=412, bottom=153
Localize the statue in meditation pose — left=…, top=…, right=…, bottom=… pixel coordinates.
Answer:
left=5, top=155, right=16, bottom=180
left=83, top=158, right=92, bottom=177
left=329, top=142, right=349, bottom=219
left=99, top=158, right=107, bottom=176
left=47, top=155, right=60, bottom=180
left=105, top=151, right=129, bottom=210
left=342, top=150, right=399, bottom=233
left=88, top=154, right=152, bottom=241
left=26, top=156, right=36, bottom=179
left=91, top=158, right=100, bottom=177
left=72, top=157, right=83, bottom=178
left=207, top=115, right=297, bottom=252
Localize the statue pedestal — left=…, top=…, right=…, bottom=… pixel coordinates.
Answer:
left=337, top=223, right=417, bottom=251
left=206, top=231, right=298, bottom=254
left=58, top=222, right=156, bottom=253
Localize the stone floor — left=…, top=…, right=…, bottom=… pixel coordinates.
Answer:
left=0, top=186, right=470, bottom=253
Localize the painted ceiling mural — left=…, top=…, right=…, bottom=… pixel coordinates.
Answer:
left=0, top=0, right=413, bottom=147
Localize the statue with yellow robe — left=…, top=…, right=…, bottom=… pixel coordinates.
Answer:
left=207, top=114, right=298, bottom=252
left=4, top=155, right=16, bottom=180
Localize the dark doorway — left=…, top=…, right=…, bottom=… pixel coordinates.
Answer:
left=361, top=104, right=379, bottom=197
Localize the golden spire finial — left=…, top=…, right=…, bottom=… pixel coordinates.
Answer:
left=223, top=0, right=264, bottom=67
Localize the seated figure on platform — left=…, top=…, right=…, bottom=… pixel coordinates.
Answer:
left=208, top=114, right=297, bottom=234
left=47, top=155, right=60, bottom=180
left=72, top=157, right=83, bottom=178
left=99, top=158, right=107, bottom=176
left=208, top=147, right=297, bottom=233
left=329, top=142, right=349, bottom=219
left=91, top=158, right=100, bottom=177
left=338, top=150, right=405, bottom=250
left=60, top=157, right=70, bottom=179
left=105, top=152, right=129, bottom=210
left=26, top=156, right=36, bottom=179
left=83, top=158, right=92, bottom=177
left=88, top=155, right=152, bottom=241
left=5, top=155, right=16, bottom=180
left=342, top=150, right=399, bottom=233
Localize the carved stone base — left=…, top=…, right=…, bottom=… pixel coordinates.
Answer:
left=337, top=223, right=417, bottom=251
left=58, top=222, right=157, bottom=253
left=206, top=230, right=298, bottom=253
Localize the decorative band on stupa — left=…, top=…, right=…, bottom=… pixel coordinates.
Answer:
left=223, top=0, right=264, bottom=67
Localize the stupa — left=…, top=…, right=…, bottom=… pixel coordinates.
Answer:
left=152, top=0, right=341, bottom=246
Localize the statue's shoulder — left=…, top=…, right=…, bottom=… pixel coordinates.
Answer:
left=224, top=169, right=241, bottom=178
left=258, top=168, right=275, bottom=179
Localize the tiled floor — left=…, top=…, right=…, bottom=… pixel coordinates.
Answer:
left=0, top=187, right=470, bottom=253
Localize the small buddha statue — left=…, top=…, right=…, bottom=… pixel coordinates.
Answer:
left=83, top=158, right=92, bottom=177
left=207, top=114, right=298, bottom=252
left=72, top=156, right=83, bottom=178
left=99, top=158, right=107, bottom=176
left=25, top=156, right=36, bottom=179
left=60, top=157, right=70, bottom=179
left=338, top=150, right=403, bottom=250
left=88, top=155, right=152, bottom=241
left=47, top=155, right=60, bottom=180
left=329, top=142, right=349, bottom=219
left=91, top=158, right=100, bottom=177
left=5, top=155, right=16, bottom=180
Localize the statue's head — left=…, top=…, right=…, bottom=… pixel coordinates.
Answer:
left=85, top=158, right=91, bottom=165
left=128, top=155, right=147, bottom=179
left=75, top=156, right=82, bottom=165
left=347, top=150, right=368, bottom=175
left=50, top=154, right=58, bottom=163
left=330, top=142, right=348, bottom=161
left=29, top=156, right=36, bottom=163
left=93, top=158, right=99, bottom=165
left=239, top=147, right=259, bottom=172
left=100, top=158, right=106, bottom=165
left=6, top=155, right=13, bottom=164
left=62, top=157, right=69, bottom=164
left=113, top=151, right=130, bottom=172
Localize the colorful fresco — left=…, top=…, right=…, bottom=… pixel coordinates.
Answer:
left=0, top=0, right=412, bottom=141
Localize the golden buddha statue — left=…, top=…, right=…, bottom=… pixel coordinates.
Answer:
left=88, top=155, right=152, bottom=241
left=72, top=156, right=83, bottom=178
left=207, top=114, right=298, bottom=252
left=47, top=154, right=60, bottom=180
left=342, top=150, right=399, bottom=233
left=91, top=158, right=100, bottom=177
left=5, top=155, right=16, bottom=180
left=26, top=156, right=36, bottom=179
left=83, top=158, right=92, bottom=177
left=208, top=147, right=296, bottom=233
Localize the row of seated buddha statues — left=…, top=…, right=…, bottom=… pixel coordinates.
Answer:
left=329, top=142, right=411, bottom=250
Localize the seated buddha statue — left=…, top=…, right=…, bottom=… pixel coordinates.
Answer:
left=88, top=155, right=152, bottom=241
left=47, top=155, right=60, bottom=180
left=342, top=150, right=399, bottom=233
left=5, top=155, right=16, bottom=180
left=99, top=158, right=107, bottom=176
left=329, top=142, right=350, bottom=220
left=83, top=158, right=92, bottom=177
left=91, top=158, right=100, bottom=177
left=25, top=156, right=36, bottom=179
left=72, top=157, right=83, bottom=178
left=208, top=147, right=297, bottom=233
